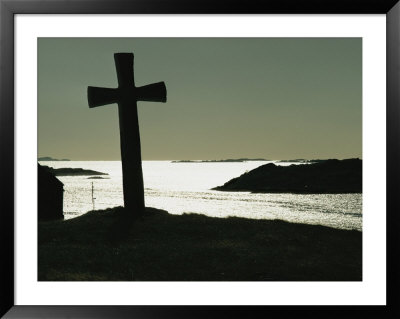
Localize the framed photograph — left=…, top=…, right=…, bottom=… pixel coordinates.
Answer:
left=1, top=0, right=399, bottom=318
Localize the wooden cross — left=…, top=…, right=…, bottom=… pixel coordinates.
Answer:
left=87, top=53, right=167, bottom=217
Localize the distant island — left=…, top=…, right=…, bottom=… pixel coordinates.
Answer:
left=172, top=158, right=268, bottom=163
left=40, top=165, right=108, bottom=176
left=212, top=158, right=362, bottom=194
left=38, top=156, right=70, bottom=161
left=87, top=176, right=109, bottom=179
left=276, top=159, right=330, bottom=163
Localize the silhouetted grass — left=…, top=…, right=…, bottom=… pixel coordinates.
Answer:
left=38, top=207, right=362, bottom=281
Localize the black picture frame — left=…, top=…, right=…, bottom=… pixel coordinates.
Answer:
left=1, top=0, right=399, bottom=318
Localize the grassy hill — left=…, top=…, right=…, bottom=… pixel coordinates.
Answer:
left=38, top=207, right=362, bottom=281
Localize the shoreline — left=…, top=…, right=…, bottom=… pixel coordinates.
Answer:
left=213, top=188, right=363, bottom=195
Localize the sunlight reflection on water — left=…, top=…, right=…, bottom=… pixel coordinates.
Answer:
left=39, top=161, right=362, bottom=230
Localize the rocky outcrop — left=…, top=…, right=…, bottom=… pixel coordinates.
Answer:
left=41, top=165, right=108, bottom=176
left=212, top=159, right=362, bottom=194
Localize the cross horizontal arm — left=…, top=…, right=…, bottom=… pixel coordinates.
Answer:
left=87, top=87, right=119, bottom=108
left=136, top=82, right=167, bottom=103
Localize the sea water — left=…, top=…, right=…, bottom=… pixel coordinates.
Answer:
left=39, top=161, right=362, bottom=231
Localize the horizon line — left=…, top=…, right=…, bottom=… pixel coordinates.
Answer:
left=38, top=157, right=363, bottom=161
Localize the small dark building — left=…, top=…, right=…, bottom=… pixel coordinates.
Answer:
left=38, top=164, right=64, bottom=220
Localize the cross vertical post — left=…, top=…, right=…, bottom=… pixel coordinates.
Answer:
left=87, top=53, right=167, bottom=217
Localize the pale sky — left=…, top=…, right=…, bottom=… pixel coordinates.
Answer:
left=38, top=38, right=361, bottom=160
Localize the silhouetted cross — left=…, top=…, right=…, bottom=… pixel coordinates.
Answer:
left=87, top=53, right=167, bottom=217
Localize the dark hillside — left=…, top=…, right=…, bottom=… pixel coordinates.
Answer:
left=213, top=159, right=362, bottom=193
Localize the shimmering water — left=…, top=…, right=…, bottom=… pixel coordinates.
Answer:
left=39, top=161, right=362, bottom=230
